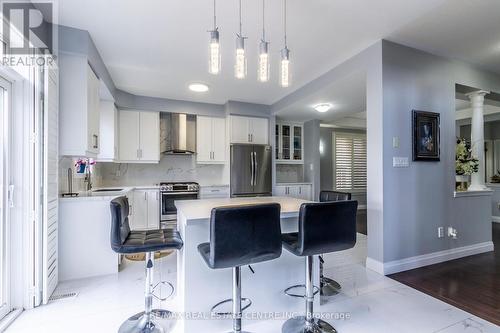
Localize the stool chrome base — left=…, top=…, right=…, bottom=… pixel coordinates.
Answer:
left=282, top=316, right=337, bottom=333
left=320, top=277, right=341, bottom=297
left=118, top=309, right=174, bottom=333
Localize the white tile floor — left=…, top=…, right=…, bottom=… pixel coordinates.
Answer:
left=7, top=234, right=500, bottom=333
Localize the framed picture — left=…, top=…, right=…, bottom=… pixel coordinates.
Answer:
left=412, top=110, right=440, bottom=161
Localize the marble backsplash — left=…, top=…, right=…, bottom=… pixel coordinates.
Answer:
left=98, top=155, right=229, bottom=187
left=276, top=164, right=304, bottom=183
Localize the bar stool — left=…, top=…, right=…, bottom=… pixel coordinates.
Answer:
left=282, top=200, right=357, bottom=333
left=110, top=196, right=183, bottom=333
left=198, top=203, right=282, bottom=333
left=318, top=190, right=352, bottom=296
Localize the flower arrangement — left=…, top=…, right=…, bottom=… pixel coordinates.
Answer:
left=75, top=158, right=96, bottom=174
left=455, top=139, right=479, bottom=176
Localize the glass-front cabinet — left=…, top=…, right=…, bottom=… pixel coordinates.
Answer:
left=275, top=122, right=303, bottom=164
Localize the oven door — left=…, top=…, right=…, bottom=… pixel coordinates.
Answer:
left=161, top=192, right=198, bottom=222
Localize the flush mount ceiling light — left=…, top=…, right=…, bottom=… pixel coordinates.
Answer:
left=188, top=83, right=209, bottom=92
left=314, top=103, right=333, bottom=113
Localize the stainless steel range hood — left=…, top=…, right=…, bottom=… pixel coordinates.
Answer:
left=160, top=113, right=196, bottom=155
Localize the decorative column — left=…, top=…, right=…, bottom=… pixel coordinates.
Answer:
left=466, top=90, right=490, bottom=191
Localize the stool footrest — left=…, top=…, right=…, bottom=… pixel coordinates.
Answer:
left=210, top=298, right=252, bottom=316
left=151, top=281, right=175, bottom=302
left=284, top=284, right=320, bottom=298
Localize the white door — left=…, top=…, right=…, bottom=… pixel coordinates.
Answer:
left=139, top=112, right=160, bottom=162
left=196, top=116, right=213, bottom=162
left=131, top=190, right=148, bottom=230
left=42, top=64, right=59, bottom=304
left=211, top=117, right=226, bottom=162
left=249, top=117, right=268, bottom=144
left=230, top=116, right=250, bottom=143
left=0, top=77, right=11, bottom=319
left=119, top=111, right=140, bottom=161
left=147, top=190, right=160, bottom=229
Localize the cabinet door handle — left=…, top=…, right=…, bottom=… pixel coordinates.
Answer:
left=250, top=134, right=253, bottom=142
left=248, top=134, right=251, bottom=142
left=93, top=134, right=99, bottom=149
left=144, top=192, right=147, bottom=200
left=137, top=149, right=140, bottom=158
left=299, top=187, right=302, bottom=194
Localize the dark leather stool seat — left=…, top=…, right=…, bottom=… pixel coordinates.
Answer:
left=114, top=229, right=183, bottom=254
left=110, top=196, right=183, bottom=333
left=281, top=200, right=357, bottom=333
left=198, top=203, right=282, bottom=333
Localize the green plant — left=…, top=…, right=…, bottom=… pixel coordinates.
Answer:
left=455, top=138, right=479, bottom=176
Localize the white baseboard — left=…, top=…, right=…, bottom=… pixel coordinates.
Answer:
left=366, top=241, right=494, bottom=276
left=492, top=216, right=500, bottom=223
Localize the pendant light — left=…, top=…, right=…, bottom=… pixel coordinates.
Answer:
left=208, top=0, right=221, bottom=75
left=235, top=0, right=247, bottom=79
left=258, top=0, right=270, bottom=82
left=280, top=0, right=290, bottom=87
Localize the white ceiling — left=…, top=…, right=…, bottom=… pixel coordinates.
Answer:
left=275, top=70, right=366, bottom=123
left=56, top=0, right=448, bottom=105
left=389, top=0, right=500, bottom=75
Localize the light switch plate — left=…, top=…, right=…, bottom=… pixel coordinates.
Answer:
left=392, top=136, right=400, bottom=148
left=393, top=157, right=409, bottom=168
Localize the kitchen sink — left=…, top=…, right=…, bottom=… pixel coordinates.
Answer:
left=92, top=188, right=124, bottom=192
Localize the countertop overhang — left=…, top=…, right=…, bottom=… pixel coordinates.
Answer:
left=175, top=196, right=311, bottom=223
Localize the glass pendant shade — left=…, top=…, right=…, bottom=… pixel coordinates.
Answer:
left=235, top=36, right=247, bottom=79
left=258, top=40, right=270, bottom=82
left=280, top=47, right=290, bottom=87
left=208, top=30, right=221, bottom=75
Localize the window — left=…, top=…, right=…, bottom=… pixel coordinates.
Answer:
left=333, top=132, right=367, bottom=191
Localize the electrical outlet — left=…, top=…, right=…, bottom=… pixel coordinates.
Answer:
left=437, top=227, right=444, bottom=238
left=393, top=157, right=409, bottom=168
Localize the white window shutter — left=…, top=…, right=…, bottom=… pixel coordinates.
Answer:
left=334, top=133, right=367, bottom=191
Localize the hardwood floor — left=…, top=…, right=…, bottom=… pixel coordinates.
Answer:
left=390, top=223, right=500, bottom=326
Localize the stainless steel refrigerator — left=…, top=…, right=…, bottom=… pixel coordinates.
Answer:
left=230, top=144, right=272, bottom=197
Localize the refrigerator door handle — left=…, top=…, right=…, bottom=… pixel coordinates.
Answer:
left=250, top=151, right=255, bottom=186
left=253, top=152, right=258, bottom=187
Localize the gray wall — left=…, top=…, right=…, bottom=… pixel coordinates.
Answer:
left=320, top=127, right=367, bottom=206
left=381, top=40, right=500, bottom=263
left=304, top=120, right=321, bottom=200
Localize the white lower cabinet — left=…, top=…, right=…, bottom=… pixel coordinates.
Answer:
left=129, top=189, right=160, bottom=230
left=275, top=184, right=312, bottom=200
left=199, top=185, right=230, bottom=199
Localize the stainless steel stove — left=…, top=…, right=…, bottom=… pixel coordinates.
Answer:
left=160, top=182, right=199, bottom=229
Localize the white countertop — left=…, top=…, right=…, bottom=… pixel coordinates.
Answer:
left=59, top=187, right=134, bottom=202
left=276, top=182, right=313, bottom=186
left=175, top=196, right=310, bottom=222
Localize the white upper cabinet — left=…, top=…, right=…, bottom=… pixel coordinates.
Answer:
left=275, top=122, right=303, bottom=164
left=196, top=116, right=226, bottom=164
left=59, top=53, right=101, bottom=157
left=230, top=115, right=268, bottom=144
left=118, top=110, right=160, bottom=163
left=96, top=100, right=118, bottom=162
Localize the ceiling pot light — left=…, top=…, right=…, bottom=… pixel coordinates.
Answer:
left=189, top=83, right=209, bottom=92
left=314, top=103, right=332, bottom=113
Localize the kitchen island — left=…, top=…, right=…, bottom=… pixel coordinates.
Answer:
left=175, top=196, right=319, bottom=332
